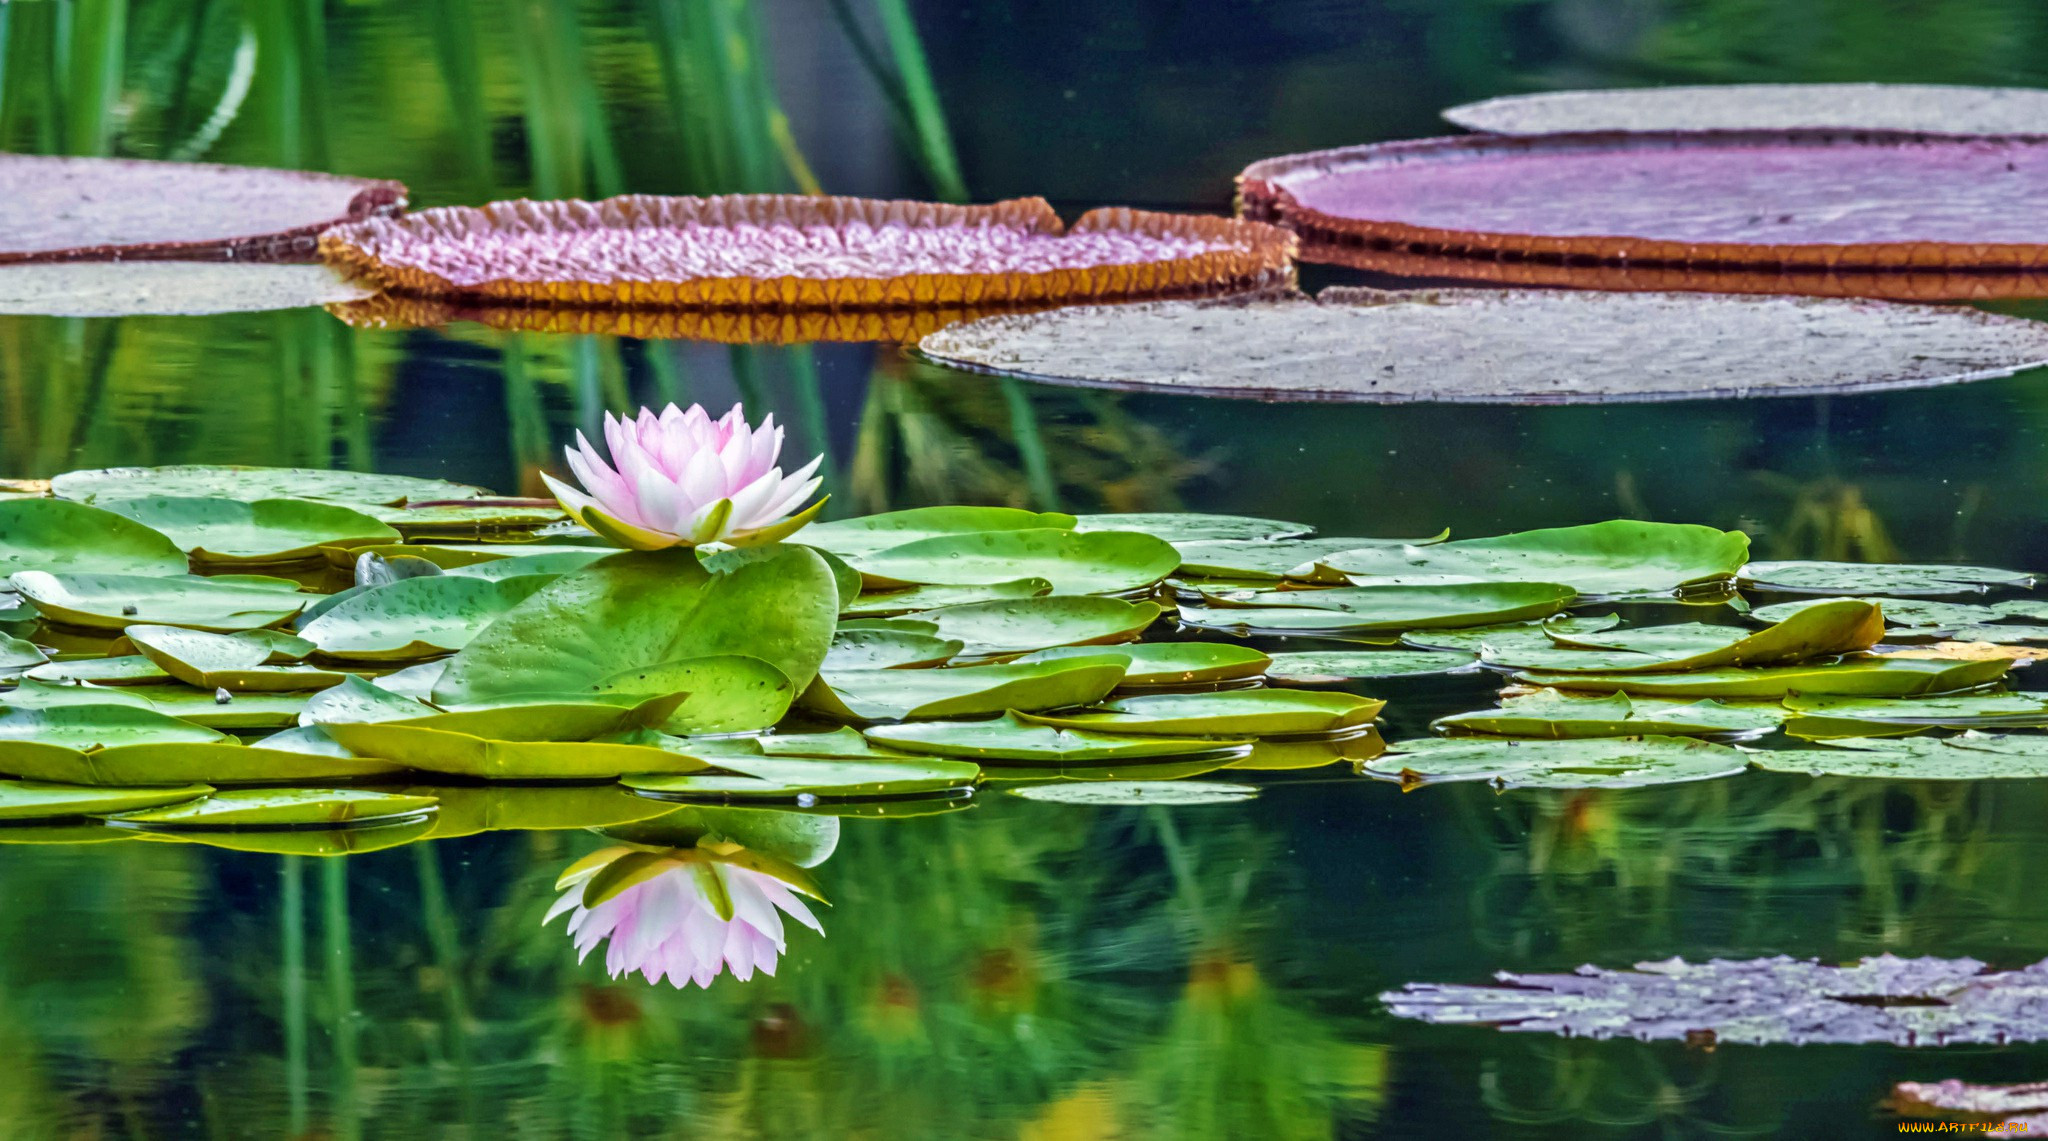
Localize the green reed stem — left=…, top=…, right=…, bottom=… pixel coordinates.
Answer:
left=425, top=0, right=495, bottom=196
left=785, top=347, right=841, bottom=506
left=280, top=857, right=309, bottom=1136
left=321, top=858, right=360, bottom=1141
left=64, top=0, right=124, bottom=156
left=647, top=343, right=689, bottom=406
left=412, top=844, right=478, bottom=1127
left=870, top=0, right=966, bottom=202
left=999, top=379, right=1058, bottom=510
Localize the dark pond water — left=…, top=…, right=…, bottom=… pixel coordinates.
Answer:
left=7, top=1, right=2048, bottom=1137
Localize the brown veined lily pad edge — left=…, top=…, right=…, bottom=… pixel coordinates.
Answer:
left=1237, top=129, right=2048, bottom=275
left=319, top=193, right=1298, bottom=311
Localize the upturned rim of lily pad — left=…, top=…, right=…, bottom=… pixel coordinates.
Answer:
left=1238, top=129, right=2048, bottom=274
left=319, top=194, right=1297, bottom=310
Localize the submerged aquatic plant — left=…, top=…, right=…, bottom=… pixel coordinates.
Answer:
left=547, top=844, right=826, bottom=989
left=540, top=402, right=825, bottom=548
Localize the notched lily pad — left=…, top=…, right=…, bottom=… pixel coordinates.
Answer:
left=125, top=625, right=346, bottom=692
left=1368, top=734, right=1747, bottom=788
left=801, top=506, right=1078, bottom=559
left=299, top=573, right=552, bottom=661
left=1264, top=649, right=1479, bottom=682
left=0, top=780, right=213, bottom=821
left=52, top=465, right=484, bottom=508
left=1182, top=581, right=1573, bottom=635
left=920, top=290, right=2048, bottom=403
left=917, top=596, right=1160, bottom=658
left=1074, top=513, right=1311, bottom=543
left=1172, top=534, right=1450, bottom=581
left=1017, top=640, right=1272, bottom=687
left=1321, top=521, right=1747, bottom=597
left=1433, top=690, right=1782, bottom=739
left=1382, top=953, right=2048, bottom=1045
left=843, top=578, right=1054, bottom=617
left=821, top=628, right=963, bottom=670
left=1757, top=733, right=2048, bottom=779
left=623, top=754, right=979, bottom=802
left=0, top=498, right=188, bottom=577
left=1518, top=656, right=2009, bottom=698
left=864, top=713, right=1253, bottom=765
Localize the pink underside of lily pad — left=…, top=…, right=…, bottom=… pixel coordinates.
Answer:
left=1284, top=137, right=2048, bottom=245
left=339, top=219, right=1229, bottom=286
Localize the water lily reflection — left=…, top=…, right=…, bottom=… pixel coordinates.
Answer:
left=547, top=842, right=826, bottom=989
left=541, top=402, right=825, bottom=549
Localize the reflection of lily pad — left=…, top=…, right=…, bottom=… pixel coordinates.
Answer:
left=1433, top=690, right=1782, bottom=739
left=0, top=780, right=213, bottom=820
left=799, top=655, right=1130, bottom=723
left=0, top=498, right=189, bottom=577
left=1008, top=780, right=1258, bottom=806
left=1756, top=733, right=2048, bottom=779
left=1367, top=735, right=1747, bottom=788
left=1443, top=83, right=2048, bottom=135
left=1382, top=954, right=2048, bottom=1045
left=1264, top=650, right=1478, bottom=682
left=1321, top=521, right=1748, bottom=596
left=99, top=496, right=399, bottom=564
left=864, top=713, right=1253, bottom=764
left=0, top=261, right=374, bottom=317
left=802, top=506, right=1078, bottom=559
left=856, top=529, right=1179, bottom=596
left=919, top=596, right=1160, bottom=658
left=624, top=754, right=979, bottom=801
left=1075, top=513, right=1310, bottom=543
left=53, top=465, right=482, bottom=508
left=103, top=787, right=439, bottom=828
left=11, top=571, right=308, bottom=632
left=1519, top=656, right=2008, bottom=697
left=1021, top=688, right=1381, bottom=736
left=1741, top=561, right=2034, bottom=597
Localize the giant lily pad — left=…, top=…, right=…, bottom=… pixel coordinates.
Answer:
left=1433, top=690, right=1782, bottom=739
left=1240, top=132, right=2048, bottom=279
left=1182, top=581, right=1574, bottom=635
left=320, top=194, right=1294, bottom=307
left=1382, top=954, right=2048, bottom=1045
left=1366, top=735, right=1747, bottom=788
left=1755, top=733, right=2048, bottom=779
left=802, top=506, right=1079, bottom=559
left=920, top=290, right=2048, bottom=403
left=102, top=788, right=438, bottom=828
left=1016, top=641, right=1272, bottom=687
left=1444, top=84, right=2048, bottom=136
left=10, top=571, right=309, bottom=631
left=0, top=498, right=188, bottom=577
left=1518, top=656, right=2009, bottom=697
left=1740, top=560, right=2035, bottom=597
left=98, top=496, right=399, bottom=564
left=864, top=713, right=1254, bottom=765
left=1020, top=688, right=1381, bottom=736
left=434, top=547, right=835, bottom=705
left=298, top=573, right=552, bottom=661
left=124, top=625, right=344, bottom=692
left=854, top=529, right=1179, bottom=597
left=1318, top=521, right=1747, bottom=596
left=0, top=780, right=214, bottom=820
left=918, top=596, right=1160, bottom=658
left=52, top=465, right=484, bottom=508
left=799, top=655, right=1130, bottom=723
left=0, top=153, right=405, bottom=263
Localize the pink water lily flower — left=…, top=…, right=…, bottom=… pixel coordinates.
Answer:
left=541, top=402, right=826, bottom=549
left=547, top=844, right=826, bottom=989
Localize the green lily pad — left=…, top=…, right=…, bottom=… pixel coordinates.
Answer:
left=1740, top=561, right=2035, bottom=597
left=319, top=720, right=709, bottom=780
left=0, top=780, right=213, bottom=820
left=801, top=507, right=1078, bottom=559
left=1485, top=600, right=1883, bottom=673
left=22, top=655, right=169, bottom=685
left=0, top=498, right=188, bottom=577
left=1516, top=656, right=2010, bottom=697
left=0, top=591, right=34, bottom=624
left=98, top=496, right=400, bottom=564
left=1401, top=615, right=1621, bottom=652
left=1264, top=650, right=1479, bottom=682
left=1074, top=514, right=1311, bottom=543
left=1182, top=581, right=1574, bottom=634
left=298, top=573, right=552, bottom=662
left=0, top=703, right=230, bottom=781
left=822, top=629, right=963, bottom=670
left=130, top=816, right=439, bottom=855
left=624, top=754, right=980, bottom=801
left=0, top=679, right=156, bottom=710
left=1434, top=690, right=1783, bottom=738
left=101, top=787, right=440, bottom=827
left=1020, top=688, right=1383, bottom=736
left=0, top=634, right=47, bottom=674
left=1753, top=734, right=2048, bottom=779
left=434, top=547, right=836, bottom=708
left=338, top=543, right=612, bottom=576
left=798, top=655, right=1130, bottom=723
left=1008, top=780, right=1259, bottom=805
left=863, top=713, right=1255, bottom=764
left=1747, top=596, right=1992, bottom=628
left=376, top=503, right=568, bottom=538
left=13, top=740, right=403, bottom=785
left=1319, top=521, right=1750, bottom=596
left=598, top=805, right=842, bottom=866
left=52, top=465, right=485, bottom=508
left=372, top=660, right=446, bottom=702
left=411, top=782, right=675, bottom=839
left=854, top=529, right=1179, bottom=596
left=753, top=727, right=918, bottom=759
left=1016, top=641, right=1272, bottom=686
left=136, top=686, right=314, bottom=729
left=1367, top=735, right=1748, bottom=788
left=843, top=578, right=1055, bottom=618
left=1172, top=533, right=1451, bottom=581
left=1783, top=692, right=2048, bottom=725
left=1231, top=729, right=1387, bottom=770
left=917, top=596, right=1160, bottom=658
left=10, top=571, right=308, bottom=632
left=124, top=625, right=347, bottom=692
